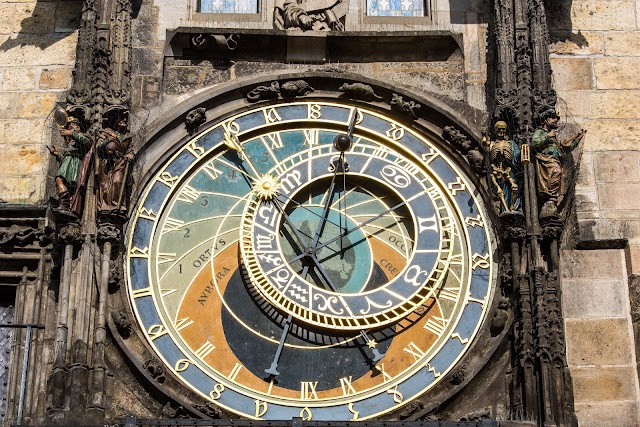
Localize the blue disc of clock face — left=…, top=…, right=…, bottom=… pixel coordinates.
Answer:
left=126, top=101, right=496, bottom=420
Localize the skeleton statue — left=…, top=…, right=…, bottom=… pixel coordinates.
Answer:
left=484, top=121, right=522, bottom=213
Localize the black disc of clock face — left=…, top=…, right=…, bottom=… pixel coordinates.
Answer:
left=126, top=101, right=495, bottom=420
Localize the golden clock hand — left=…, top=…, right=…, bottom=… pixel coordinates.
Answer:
left=223, top=132, right=261, bottom=178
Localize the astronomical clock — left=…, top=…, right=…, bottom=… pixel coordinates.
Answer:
left=125, top=99, right=496, bottom=420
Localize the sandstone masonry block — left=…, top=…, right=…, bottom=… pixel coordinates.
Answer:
left=575, top=401, right=640, bottom=427
left=577, top=218, right=627, bottom=243
left=39, top=67, right=73, bottom=90
left=572, top=366, right=637, bottom=401
left=582, top=119, right=640, bottom=151
left=593, top=152, right=640, bottom=182
left=0, top=119, right=44, bottom=144
left=598, top=183, right=640, bottom=210
left=571, top=1, right=637, bottom=31
left=628, top=245, right=640, bottom=275
left=595, top=58, right=640, bottom=89
left=574, top=188, right=599, bottom=213
left=1, top=144, right=47, bottom=175
left=575, top=151, right=595, bottom=187
left=0, top=175, right=37, bottom=204
left=549, top=31, right=603, bottom=56
left=0, top=2, right=56, bottom=34
left=54, top=1, right=82, bottom=33
left=562, top=278, right=627, bottom=318
left=561, top=249, right=625, bottom=279
left=592, top=91, right=640, bottom=119
left=604, top=31, right=640, bottom=56
left=565, top=318, right=634, bottom=366
left=557, top=90, right=592, bottom=118
left=550, top=57, right=594, bottom=91
left=1, top=67, right=36, bottom=90
left=0, top=93, right=17, bottom=119
left=17, top=92, right=59, bottom=118
left=0, top=33, right=78, bottom=67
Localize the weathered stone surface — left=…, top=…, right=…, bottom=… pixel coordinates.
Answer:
left=595, top=58, right=640, bottom=90
left=17, top=92, right=59, bottom=118
left=0, top=118, right=43, bottom=144
left=598, top=183, right=640, bottom=210
left=561, top=249, right=625, bottom=279
left=565, top=318, right=634, bottom=366
left=549, top=31, right=603, bottom=55
left=628, top=245, right=640, bottom=275
left=604, top=31, right=640, bottom=56
left=54, top=1, right=82, bottom=33
left=164, top=66, right=229, bottom=95
left=0, top=175, right=37, bottom=203
left=575, top=151, right=595, bottom=187
left=571, top=1, right=637, bottom=31
left=132, top=47, right=163, bottom=76
left=0, top=93, right=17, bottom=118
left=593, top=151, right=640, bottom=182
left=575, top=402, right=639, bottom=427
left=550, top=57, right=594, bottom=90
left=0, top=2, right=56, bottom=34
left=592, top=91, right=640, bottom=119
left=562, top=278, right=627, bottom=318
left=1, top=67, right=36, bottom=90
left=572, top=366, right=637, bottom=401
left=581, top=119, right=640, bottom=151
left=0, top=33, right=77, bottom=66
left=576, top=218, right=628, bottom=244
left=557, top=90, right=592, bottom=118
left=1, top=143, right=47, bottom=175
left=39, top=67, right=72, bottom=89
left=574, top=188, right=599, bottom=213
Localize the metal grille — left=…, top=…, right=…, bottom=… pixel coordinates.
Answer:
left=0, top=301, right=14, bottom=424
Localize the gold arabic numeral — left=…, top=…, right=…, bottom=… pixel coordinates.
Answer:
left=163, top=217, right=185, bottom=234
left=186, top=140, right=205, bottom=158
left=387, top=386, right=404, bottom=404
left=307, top=104, right=322, bottom=120
left=177, top=185, right=201, bottom=203
left=424, top=316, right=447, bottom=337
left=385, top=123, right=405, bottom=141
left=157, top=252, right=176, bottom=265
left=137, top=207, right=157, bottom=221
left=209, top=383, right=225, bottom=400
left=263, top=132, right=284, bottom=149
left=255, top=400, right=268, bottom=418
left=439, top=287, right=460, bottom=302
left=375, top=363, right=392, bottom=383
left=300, top=381, right=319, bottom=400
left=264, top=107, right=282, bottom=124
left=222, top=119, right=240, bottom=136
left=302, top=129, right=319, bottom=146
left=348, top=403, right=360, bottom=421
left=175, top=359, right=190, bottom=372
left=339, top=376, right=356, bottom=396
left=403, top=342, right=426, bottom=362
left=194, top=341, right=216, bottom=360
left=132, top=287, right=152, bottom=299
left=147, top=324, right=168, bottom=341
left=202, top=161, right=223, bottom=180
left=129, top=246, right=149, bottom=258
left=174, top=317, right=194, bottom=331
left=228, top=363, right=243, bottom=381
left=300, top=407, right=313, bottom=421
left=158, top=171, right=180, bottom=188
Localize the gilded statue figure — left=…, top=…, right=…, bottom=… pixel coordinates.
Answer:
left=532, top=108, right=586, bottom=216
left=96, top=114, right=134, bottom=216
left=483, top=121, right=522, bottom=213
left=48, top=116, right=93, bottom=216
left=274, top=0, right=347, bottom=31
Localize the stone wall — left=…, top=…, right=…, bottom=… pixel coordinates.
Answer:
left=549, top=1, right=640, bottom=425
left=0, top=0, right=81, bottom=204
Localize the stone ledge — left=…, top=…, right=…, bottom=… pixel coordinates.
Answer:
left=561, top=249, right=625, bottom=279
left=565, top=318, right=634, bottom=366
left=575, top=401, right=640, bottom=427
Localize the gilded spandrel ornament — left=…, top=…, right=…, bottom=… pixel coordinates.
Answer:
left=48, top=114, right=94, bottom=217
left=482, top=121, right=523, bottom=214
left=96, top=112, right=135, bottom=217
left=532, top=108, right=586, bottom=218
left=274, top=0, right=347, bottom=31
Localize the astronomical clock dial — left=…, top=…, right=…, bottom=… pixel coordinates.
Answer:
left=126, top=101, right=496, bottom=420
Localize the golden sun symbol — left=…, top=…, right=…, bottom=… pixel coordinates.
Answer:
left=253, top=175, right=279, bottom=200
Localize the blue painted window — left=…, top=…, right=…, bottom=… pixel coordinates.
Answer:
left=199, top=0, right=259, bottom=13
left=367, top=0, right=426, bottom=16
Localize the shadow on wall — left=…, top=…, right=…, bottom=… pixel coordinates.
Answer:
left=544, top=0, right=587, bottom=46
left=448, top=0, right=487, bottom=25
left=0, top=1, right=83, bottom=52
